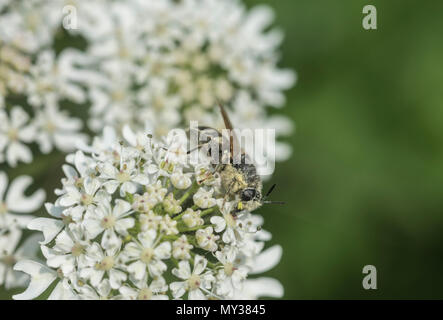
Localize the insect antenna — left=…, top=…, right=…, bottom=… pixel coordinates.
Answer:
left=263, top=200, right=285, bottom=205
left=263, top=183, right=277, bottom=200
left=262, top=184, right=285, bottom=205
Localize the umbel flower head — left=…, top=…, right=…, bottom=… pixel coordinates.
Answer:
left=13, top=127, right=282, bottom=300
left=0, top=0, right=294, bottom=167
left=86, top=0, right=295, bottom=161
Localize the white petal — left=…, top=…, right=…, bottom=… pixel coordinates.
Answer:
left=210, top=216, right=226, bottom=233
left=28, top=218, right=64, bottom=245
left=62, top=164, right=78, bottom=180
left=138, top=229, right=156, bottom=248
left=120, top=182, right=137, bottom=196
left=97, top=279, right=112, bottom=297
left=6, top=176, right=45, bottom=213
left=189, top=289, right=206, bottom=300
left=170, top=281, right=186, bottom=298
left=114, top=217, right=134, bottom=235
left=148, top=260, right=167, bottom=277
left=250, top=245, right=282, bottom=274
left=103, top=180, right=119, bottom=194
left=173, top=261, right=191, bottom=280
left=101, top=229, right=121, bottom=250
left=44, top=203, right=63, bottom=218
left=74, top=151, right=89, bottom=176
left=0, top=227, right=21, bottom=254
left=10, top=106, right=29, bottom=127
left=193, top=255, right=207, bottom=275
left=122, top=125, right=137, bottom=146
left=109, top=269, right=127, bottom=289
left=48, top=281, right=78, bottom=300
left=119, top=286, right=137, bottom=300
left=12, top=260, right=57, bottom=300
left=241, top=277, right=284, bottom=299
left=7, top=142, right=33, bottom=166
left=113, top=199, right=131, bottom=217
left=54, top=230, right=75, bottom=253
left=154, top=241, right=171, bottom=260
left=83, top=218, right=103, bottom=239
left=122, top=242, right=141, bottom=260
left=84, top=177, right=100, bottom=195
left=127, top=261, right=146, bottom=281
left=86, top=269, right=104, bottom=287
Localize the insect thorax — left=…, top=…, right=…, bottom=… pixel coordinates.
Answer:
left=220, top=154, right=263, bottom=197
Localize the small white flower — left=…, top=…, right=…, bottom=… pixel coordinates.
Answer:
left=26, top=50, right=88, bottom=107
left=146, top=180, right=168, bottom=203
left=211, top=200, right=243, bottom=244
left=193, top=187, right=216, bottom=209
left=80, top=243, right=126, bottom=289
left=100, top=159, right=149, bottom=196
left=170, top=255, right=215, bottom=300
left=172, top=235, right=193, bottom=260
left=119, top=275, right=168, bottom=300
left=181, top=208, right=203, bottom=228
left=139, top=211, right=162, bottom=231
left=0, top=106, right=35, bottom=167
left=162, top=193, right=182, bottom=215
left=196, top=226, right=219, bottom=252
left=171, top=168, right=192, bottom=190
left=121, top=229, right=171, bottom=280
left=33, top=100, right=87, bottom=154
left=132, top=193, right=157, bottom=213
left=40, top=224, right=90, bottom=275
left=83, top=199, right=134, bottom=249
left=159, top=215, right=179, bottom=236
left=58, top=176, right=108, bottom=221
left=214, top=248, right=248, bottom=298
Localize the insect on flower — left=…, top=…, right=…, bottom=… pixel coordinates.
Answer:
left=189, top=103, right=284, bottom=213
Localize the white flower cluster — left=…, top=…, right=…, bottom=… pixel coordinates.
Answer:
left=0, top=0, right=92, bottom=166
left=0, top=0, right=294, bottom=166
left=0, top=172, right=45, bottom=289
left=86, top=0, right=294, bottom=143
left=13, top=128, right=283, bottom=300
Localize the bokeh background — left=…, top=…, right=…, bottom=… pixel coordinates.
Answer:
left=2, top=0, right=443, bottom=299
left=249, top=0, right=443, bottom=299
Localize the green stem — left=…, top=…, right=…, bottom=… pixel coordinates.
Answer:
left=172, top=210, right=186, bottom=221
left=178, top=181, right=199, bottom=205
left=162, top=234, right=179, bottom=241
left=125, top=192, right=134, bottom=204
left=178, top=224, right=208, bottom=233
left=200, top=207, right=216, bottom=217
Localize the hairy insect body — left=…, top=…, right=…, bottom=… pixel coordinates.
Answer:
left=192, top=104, right=273, bottom=213
left=220, top=154, right=263, bottom=212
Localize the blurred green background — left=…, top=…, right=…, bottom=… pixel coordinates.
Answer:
left=245, top=0, right=443, bottom=299
left=2, top=0, right=443, bottom=299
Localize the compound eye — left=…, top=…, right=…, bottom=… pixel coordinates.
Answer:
left=241, top=188, right=256, bottom=201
